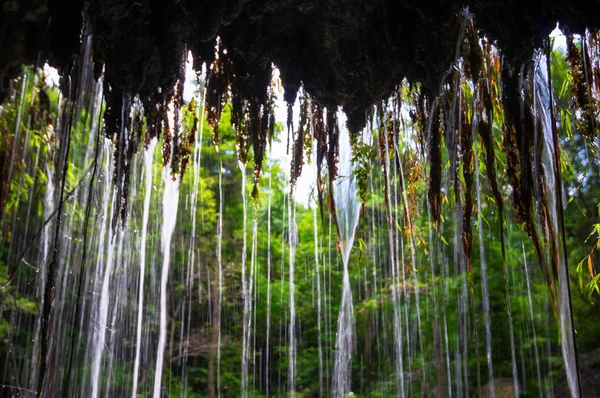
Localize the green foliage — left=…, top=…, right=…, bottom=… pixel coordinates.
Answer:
left=351, top=133, right=373, bottom=203
left=577, top=203, right=600, bottom=300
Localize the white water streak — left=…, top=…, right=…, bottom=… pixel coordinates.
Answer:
left=240, top=161, right=250, bottom=397
left=534, top=53, right=581, bottom=398
left=288, top=192, right=297, bottom=395
left=474, top=112, right=495, bottom=396
left=313, top=177, right=323, bottom=396
left=522, top=241, right=544, bottom=398
left=90, top=141, right=116, bottom=398
left=266, top=167, right=272, bottom=397
left=132, top=139, right=156, bottom=398
left=216, top=156, right=224, bottom=396
left=332, top=117, right=360, bottom=397
left=153, top=172, right=181, bottom=398
left=383, top=117, right=405, bottom=397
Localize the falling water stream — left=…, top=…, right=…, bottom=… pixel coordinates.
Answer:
left=534, top=52, right=581, bottom=398
left=240, top=161, right=250, bottom=397
left=131, top=138, right=156, bottom=398
left=265, top=166, right=273, bottom=397
left=90, top=143, right=117, bottom=398
left=288, top=186, right=297, bottom=396
left=382, top=112, right=406, bottom=397
left=474, top=112, right=495, bottom=397
left=331, top=115, right=361, bottom=397
left=312, top=141, right=324, bottom=396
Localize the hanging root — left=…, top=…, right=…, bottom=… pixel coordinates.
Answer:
left=313, top=103, right=327, bottom=226
left=179, top=99, right=199, bottom=177
left=427, top=101, right=442, bottom=228
left=326, top=110, right=342, bottom=239
left=479, top=74, right=507, bottom=258
left=566, top=31, right=596, bottom=138
left=38, top=61, right=81, bottom=398
left=62, top=96, right=104, bottom=398
left=206, top=48, right=230, bottom=149
left=501, top=61, right=557, bottom=310
left=291, top=92, right=310, bottom=187
left=460, top=85, right=474, bottom=276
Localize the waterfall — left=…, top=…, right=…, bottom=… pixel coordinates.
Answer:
left=288, top=188, right=297, bottom=396
left=152, top=169, right=181, bottom=398
left=474, top=112, right=495, bottom=397
left=534, top=51, right=582, bottom=397
left=131, top=138, right=156, bottom=398
left=265, top=165, right=273, bottom=397
left=332, top=112, right=361, bottom=397
left=240, top=161, right=250, bottom=397
left=0, top=28, right=596, bottom=398
left=382, top=108, right=405, bottom=397
left=312, top=156, right=324, bottom=396
left=216, top=156, right=224, bottom=397
left=522, top=241, right=544, bottom=398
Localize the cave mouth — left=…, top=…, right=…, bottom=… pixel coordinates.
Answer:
left=2, top=0, right=600, bottom=133
left=1, top=1, right=600, bottom=397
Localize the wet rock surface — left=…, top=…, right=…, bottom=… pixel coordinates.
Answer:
left=1, top=0, right=600, bottom=131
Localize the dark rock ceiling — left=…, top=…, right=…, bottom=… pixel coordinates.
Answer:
left=1, top=0, right=599, bottom=130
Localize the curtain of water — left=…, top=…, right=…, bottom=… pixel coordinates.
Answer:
left=312, top=144, right=324, bottom=397
left=534, top=52, right=582, bottom=397
left=216, top=155, right=224, bottom=397
left=131, top=138, right=156, bottom=397
left=522, top=241, right=544, bottom=398
left=395, top=109, right=427, bottom=394
left=0, top=28, right=593, bottom=398
left=265, top=165, right=272, bottom=397
left=381, top=108, right=405, bottom=397
left=250, top=202, right=259, bottom=393
left=331, top=113, right=361, bottom=397
left=90, top=142, right=117, bottom=398
left=288, top=188, right=297, bottom=396
left=474, top=111, right=495, bottom=397
left=152, top=153, right=181, bottom=398
left=239, top=161, right=251, bottom=397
